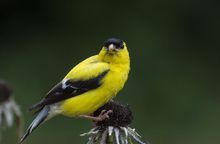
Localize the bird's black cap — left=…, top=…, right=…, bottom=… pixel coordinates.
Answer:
left=103, top=38, right=124, bottom=49
left=0, top=80, right=12, bottom=103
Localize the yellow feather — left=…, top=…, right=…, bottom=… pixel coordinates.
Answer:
left=65, top=56, right=110, bottom=80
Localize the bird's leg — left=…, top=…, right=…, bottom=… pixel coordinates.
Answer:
left=80, top=110, right=113, bottom=122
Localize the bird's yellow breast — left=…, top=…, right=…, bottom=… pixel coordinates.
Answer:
left=60, top=63, right=129, bottom=117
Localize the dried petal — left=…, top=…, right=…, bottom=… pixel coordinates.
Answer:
left=3, top=101, right=14, bottom=127
left=127, top=128, right=146, bottom=144
left=108, top=126, right=114, bottom=136
left=11, top=99, right=22, bottom=116
left=100, top=129, right=108, bottom=144
left=114, top=128, right=120, bottom=144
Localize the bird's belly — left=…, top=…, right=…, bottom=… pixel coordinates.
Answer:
left=60, top=86, right=113, bottom=117
left=60, top=70, right=128, bottom=117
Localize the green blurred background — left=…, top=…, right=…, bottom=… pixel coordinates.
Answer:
left=0, top=0, right=220, bottom=144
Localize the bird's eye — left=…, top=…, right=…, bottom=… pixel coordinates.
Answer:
left=119, top=44, right=124, bottom=49
left=103, top=38, right=124, bottom=49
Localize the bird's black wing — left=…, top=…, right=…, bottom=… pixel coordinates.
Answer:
left=29, top=70, right=109, bottom=111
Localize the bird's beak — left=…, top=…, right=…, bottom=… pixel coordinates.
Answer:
left=107, top=44, right=116, bottom=51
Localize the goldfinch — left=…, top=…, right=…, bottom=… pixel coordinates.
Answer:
left=20, top=38, right=130, bottom=143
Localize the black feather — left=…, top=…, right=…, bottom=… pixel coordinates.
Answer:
left=29, top=70, right=109, bottom=111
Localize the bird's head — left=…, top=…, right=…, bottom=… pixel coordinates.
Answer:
left=98, top=38, right=130, bottom=64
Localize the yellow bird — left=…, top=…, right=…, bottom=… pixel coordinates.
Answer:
left=20, top=38, right=130, bottom=143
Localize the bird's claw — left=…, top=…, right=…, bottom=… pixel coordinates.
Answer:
left=97, top=110, right=113, bottom=121
left=79, top=110, right=113, bottom=122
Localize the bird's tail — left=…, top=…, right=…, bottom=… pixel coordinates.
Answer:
left=19, top=106, right=50, bottom=144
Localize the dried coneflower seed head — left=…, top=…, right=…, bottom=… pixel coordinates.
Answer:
left=82, top=101, right=147, bottom=144
left=0, top=80, right=12, bottom=103
left=93, top=101, right=133, bottom=127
